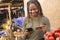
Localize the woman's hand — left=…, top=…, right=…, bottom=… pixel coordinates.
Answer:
left=36, top=25, right=47, bottom=32
left=42, top=26, right=46, bottom=32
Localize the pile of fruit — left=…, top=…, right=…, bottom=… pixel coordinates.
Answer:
left=44, top=28, right=60, bottom=40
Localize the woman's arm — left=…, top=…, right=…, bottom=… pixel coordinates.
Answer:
left=43, top=17, right=50, bottom=32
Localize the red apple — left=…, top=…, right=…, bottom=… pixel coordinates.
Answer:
left=44, top=34, right=49, bottom=39
left=56, top=37, right=60, bottom=40
left=48, top=36, right=55, bottom=40
left=55, top=32, right=60, bottom=37
left=54, top=28, right=60, bottom=33
left=44, top=32, right=53, bottom=39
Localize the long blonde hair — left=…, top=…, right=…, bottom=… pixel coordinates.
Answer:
left=27, top=0, right=44, bottom=22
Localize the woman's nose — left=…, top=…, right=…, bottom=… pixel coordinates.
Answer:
left=31, top=10, right=35, bottom=13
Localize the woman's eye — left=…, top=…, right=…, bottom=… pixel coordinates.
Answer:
left=29, top=11, right=32, bottom=13
left=29, top=9, right=38, bottom=13
left=35, top=10, right=38, bottom=12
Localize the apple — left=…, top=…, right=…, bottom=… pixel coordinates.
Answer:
left=48, top=36, right=55, bottom=40
left=54, top=29, right=60, bottom=33
left=44, top=32, right=53, bottom=40
left=55, top=32, right=60, bottom=37
left=56, top=37, right=60, bottom=40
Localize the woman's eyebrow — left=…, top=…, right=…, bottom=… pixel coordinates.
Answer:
left=29, top=8, right=38, bottom=10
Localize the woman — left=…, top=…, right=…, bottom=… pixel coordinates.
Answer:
left=22, top=0, right=50, bottom=40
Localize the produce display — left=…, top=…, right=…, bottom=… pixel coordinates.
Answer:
left=44, top=28, right=60, bottom=40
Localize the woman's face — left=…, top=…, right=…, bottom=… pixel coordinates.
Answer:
left=29, top=3, right=39, bottom=17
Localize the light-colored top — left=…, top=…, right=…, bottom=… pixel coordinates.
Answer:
left=22, top=16, right=50, bottom=32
